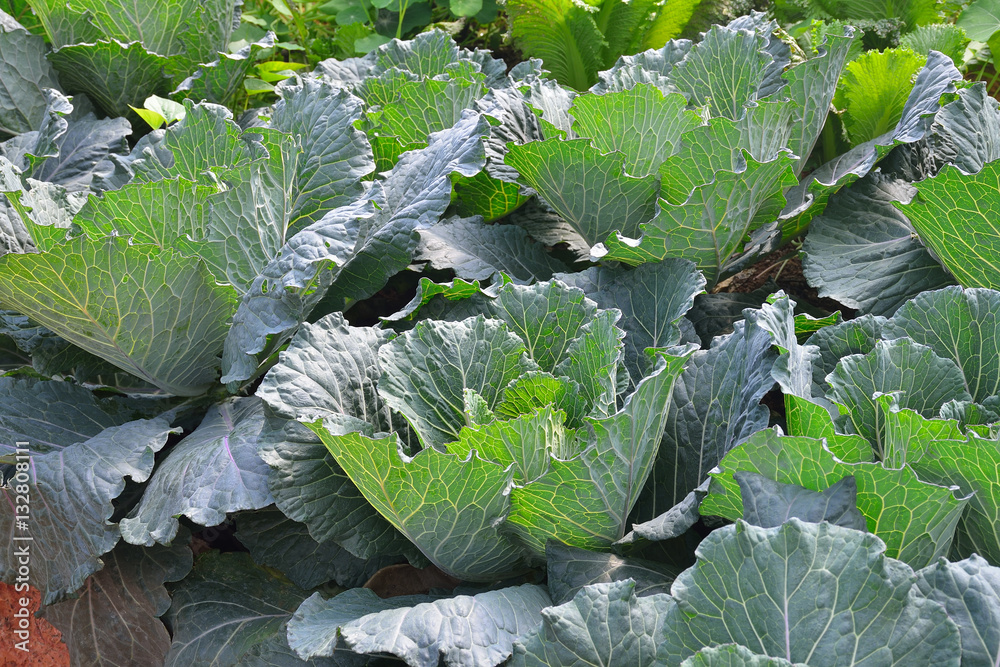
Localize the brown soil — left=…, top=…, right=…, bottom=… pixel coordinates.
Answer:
left=0, top=583, right=69, bottom=666
left=363, top=563, right=461, bottom=598
left=714, top=244, right=852, bottom=317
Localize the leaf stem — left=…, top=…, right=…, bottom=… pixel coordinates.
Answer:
left=396, top=0, right=410, bottom=40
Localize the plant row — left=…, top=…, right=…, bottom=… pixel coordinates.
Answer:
left=4, top=6, right=1000, bottom=666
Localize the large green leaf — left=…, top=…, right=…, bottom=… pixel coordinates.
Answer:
left=131, top=101, right=263, bottom=184
left=511, top=579, right=671, bottom=667
left=907, top=433, right=1000, bottom=564
left=570, top=83, right=700, bottom=178
left=506, top=348, right=694, bottom=554
left=736, top=471, right=867, bottom=531
left=782, top=26, right=856, bottom=177
left=504, top=137, right=659, bottom=248
left=671, top=25, right=771, bottom=121
left=82, top=96, right=371, bottom=296
left=221, top=112, right=488, bottom=385
left=656, top=104, right=797, bottom=202
left=120, top=397, right=273, bottom=546
left=915, top=555, right=1000, bottom=666
left=957, top=0, right=1000, bottom=42
left=42, top=537, right=192, bottom=666
left=76, top=174, right=241, bottom=279
left=596, top=152, right=797, bottom=285
left=0, top=236, right=238, bottom=395
left=801, top=172, right=955, bottom=316
left=311, top=429, right=527, bottom=580
left=899, top=159, right=1000, bottom=290
left=164, top=551, right=314, bottom=666
left=26, top=106, right=131, bottom=190
left=702, top=430, right=968, bottom=568
left=415, top=216, right=567, bottom=284
left=378, top=316, right=536, bottom=450
left=268, top=77, right=375, bottom=233
left=835, top=48, right=927, bottom=146
left=806, top=313, right=886, bottom=397
left=360, top=72, right=487, bottom=171
left=0, top=416, right=177, bottom=603
left=555, top=259, right=706, bottom=382
left=0, top=21, right=59, bottom=137
left=826, top=338, right=971, bottom=456
left=659, top=520, right=961, bottom=665
left=288, top=585, right=550, bottom=666
left=0, top=376, right=129, bottom=452
left=634, top=312, right=776, bottom=521
left=883, top=286, right=1000, bottom=402
left=447, top=406, right=569, bottom=485
left=504, top=0, right=605, bottom=91
left=47, top=40, right=173, bottom=118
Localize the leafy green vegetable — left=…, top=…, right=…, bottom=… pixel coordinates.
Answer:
left=801, top=172, right=955, bottom=316
left=702, top=429, right=969, bottom=568
left=735, top=471, right=867, bottom=530
left=512, top=579, right=671, bottom=667
left=659, top=520, right=961, bottom=665
left=826, top=338, right=971, bottom=455
left=27, top=0, right=245, bottom=115
left=43, top=537, right=192, bottom=665
left=164, top=551, right=314, bottom=666
left=2, top=22, right=999, bottom=665
left=0, top=237, right=238, bottom=395
left=834, top=48, right=927, bottom=146
left=120, top=398, right=273, bottom=546
left=898, top=160, right=1000, bottom=290
left=0, top=18, right=59, bottom=137
left=0, top=406, right=178, bottom=603
left=505, top=0, right=701, bottom=90
left=635, top=297, right=778, bottom=521
left=899, top=24, right=969, bottom=66
left=288, top=584, right=551, bottom=665
left=915, top=555, right=1000, bottom=667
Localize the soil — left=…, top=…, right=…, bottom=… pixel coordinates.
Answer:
left=0, top=583, right=69, bottom=666
left=714, top=244, right=854, bottom=318
left=363, top=564, right=461, bottom=598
